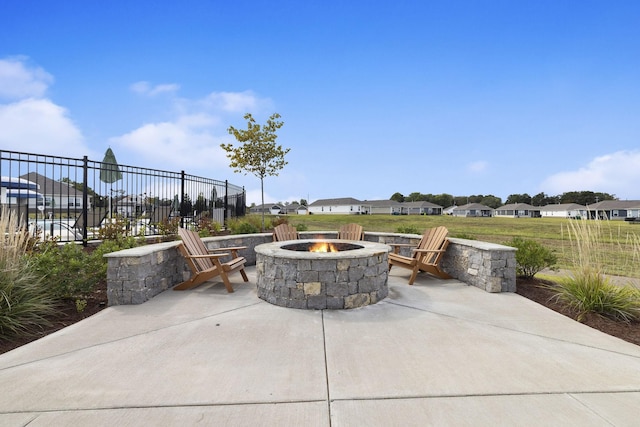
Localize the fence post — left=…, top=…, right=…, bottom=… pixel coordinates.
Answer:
left=224, top=180, right=229, bottom=224
left=82, top=156, right=89, bottom=246
left=179, top=170, right=186, bottom=228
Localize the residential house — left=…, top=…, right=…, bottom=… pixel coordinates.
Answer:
left=308, top=197, right=363, bottom=215
left=494, top=203, right=541, bottom=218
left=280, top=202, right=308, bottom=215
left=585, top=200, right=640, bottom=220
left=539, top=203, right=587, bottom=219
left=20, top=172, right=89, bottom=213
left=250, top=204, right=283, bottom=215
left=402, top=201, right=443, bottom=215
left=451, top=203, right=494, bottom=217
left=361, top=199, right=403, bottom=215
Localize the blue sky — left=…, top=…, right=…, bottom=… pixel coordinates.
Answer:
left=1, top=0, right=639, bottom=206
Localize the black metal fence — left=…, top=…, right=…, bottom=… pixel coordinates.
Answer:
left=1, top=149, right=245, bottom=243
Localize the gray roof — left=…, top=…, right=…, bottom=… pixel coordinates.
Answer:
left=539, top=203, right=586, bottom=212
left=496, top=203, right=538, bottom=211
left=587, top=200, right=640, bottom=210
left=20, top=172, right=82, bottom=197
left=453, top=203, right=494, bottom=211
left=309, top=197, right=362, bottom=206
left=361, top=199, right=402, bottom=207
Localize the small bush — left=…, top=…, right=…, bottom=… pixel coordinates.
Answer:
left=97, top=216, right=130, bottom=240
left=451, top=232, right=476, bottom=240
left=156, top=217, right=180, bottom=236
left=230, top=221, right=260, bottom=234
left=505, top=237, right=557, bottom=279
left=227, top=216, right=262, bottom=234
left=295, top=223, right=308, bottom=232
left=30, top=236, right=139, bottom=301
left=196, top=215, right=222, bottom=237
left=271, top=216, right=288, bottom=227
left=396, top=226, right=421, bottom=234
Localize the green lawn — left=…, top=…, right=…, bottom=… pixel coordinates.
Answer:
left=254, top=214, right=640, bottom=278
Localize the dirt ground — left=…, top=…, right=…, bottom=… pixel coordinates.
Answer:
left=2, top=277, right=639, bottom=355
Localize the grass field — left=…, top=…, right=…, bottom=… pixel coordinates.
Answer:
left=254, top=214, right=640, bottom=278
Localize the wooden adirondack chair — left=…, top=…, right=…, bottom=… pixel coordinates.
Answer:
left=337, top=223, right=364, bottom=240
left=388, top=226, right=452, bottom=285
left=175, top=227, right=248, bottom=292
left=273, top=223, right=299, bottom=241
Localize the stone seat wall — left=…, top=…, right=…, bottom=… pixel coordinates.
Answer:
left=105, top=232, right=516, bottom=305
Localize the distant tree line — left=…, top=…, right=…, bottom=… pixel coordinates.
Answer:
left=389, top=191, right=617, bottom=209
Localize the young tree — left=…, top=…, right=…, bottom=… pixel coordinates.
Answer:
left=222, top=113, right=289, bottom=230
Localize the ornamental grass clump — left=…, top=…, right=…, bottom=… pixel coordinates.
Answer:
left=552, top=219, right=640, bottom=322
left=0, top=208, right=56, bottom=339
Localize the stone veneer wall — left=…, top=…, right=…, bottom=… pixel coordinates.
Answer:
left=105, top=231, right=516, bottom=305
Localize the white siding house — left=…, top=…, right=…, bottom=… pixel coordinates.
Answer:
left=250, top=204, right=283, bottom=215
left=539, top=203, right=587, bottom=219
left=308, top=197, right=363, bottom=215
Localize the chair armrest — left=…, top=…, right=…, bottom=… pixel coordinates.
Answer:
left=388, top=243, right=416, bottom=254
left=208, top=246, right=246, bottom=259
left=413, top=248, right=446, bottom=254
left=208, top=246, right=247, bottom=252
left=187, top=253, right=229, bottom=259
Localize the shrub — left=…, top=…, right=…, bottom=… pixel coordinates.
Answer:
left=227, top=216, right=262, bottom=234
left=196, top=215, right=222, bottom=237
left=156, top=217, right=180, bottom=236
left=30, top=236, right=139, bottom=302
left=396, top=225, right=421, bottom=234
left=295, top=223, right=308, bottom=232
left=0, top=208, right=56, bottom=339
left=271, top=216, right=289, bottom=227
left=230, top=221, right=260, bottom=234
left=451, top=232, right=476, bottom=240
left=97, top=216, right=130, bottom=240
left=504, top=237, right=557, bottom=279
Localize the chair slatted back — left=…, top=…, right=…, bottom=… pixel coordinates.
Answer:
left=337, top=223, right=364, bottom=240
left=273, top=223, right=299, bottom=241
left=416, top=226, right=449, bottom=264
left=178, top=228, right=215, bottom=271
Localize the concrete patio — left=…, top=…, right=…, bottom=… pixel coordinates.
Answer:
left=1, top=267, right=639, bottom=426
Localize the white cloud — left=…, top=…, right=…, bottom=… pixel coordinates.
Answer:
left=109, top=114, right=231, bottom=171
left=130, top=81, right=180, bottom=96
left=0, top=98, right=89, bottom=157
left=0, top=57, right=53, bottom=100
left=111, top=89, right=273, bottom=175
left=541, top=150, right=640, bottom=199
left=202, top=91, right=262, bottom=112
left=468, top=160, right=488, bottom=173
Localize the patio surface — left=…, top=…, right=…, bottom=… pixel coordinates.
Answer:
left=1, top=267, right=640, bottom=426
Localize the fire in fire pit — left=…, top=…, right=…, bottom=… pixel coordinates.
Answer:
left=282, top=241, right=363, bottom=253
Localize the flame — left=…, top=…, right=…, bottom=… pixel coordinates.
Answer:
left=308, top=241, right=339, bottom=253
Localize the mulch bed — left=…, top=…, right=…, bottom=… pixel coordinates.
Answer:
left=2, top=278, right=639, bottom=355
left=516, top=277, right=640, bottom=346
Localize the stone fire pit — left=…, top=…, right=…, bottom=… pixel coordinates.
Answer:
left=255, top=239, right=391, bottom=309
